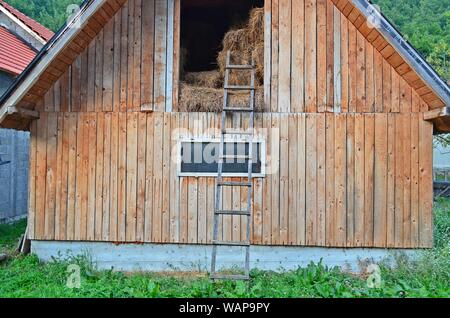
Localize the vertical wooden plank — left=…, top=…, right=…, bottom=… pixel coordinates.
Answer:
left=317, top=0, right=327, bottom=112
left=325, top=113, right=335, bottom=246
left=333, top=7, right=342, bottom=112
left=386, top=114, right=396, bottom=246
left=133, top=0, right=142, bottom=111
left=109, top=112, right=119, bottom=241
left=87, top=113, right=97, bottom=241
left=264, top=0, right=273, bottom=112
left=75, top=113, right=89, bottom=240
left=66, top=113, right=77, bottom=240
left=94, top=113, right=104, bottom=241
left=374, top=50, right=383, bottom=112
left=253, top=114, right=263, bottom=244
left=402, top=114, right=411, bottom=247
left=197, top=114, right=207, bottom=244
left=169, top=113, right=180, bottom=242
left=262, top=113, right=272, bottom=244
left=179, top=113, right=189, bottom=243
left=288, top=115, right=297, bottom=245
left=291, top=0, right=305, bottom=113
left=165, top=0, right=174, bottom=111
left=120, top=3, right=129, bottom=112
left=316, top=114, right=326, bottom=245
left=28, top=120, right=37, bottom=239
left=365, top=41, right=374, bottom=112
left=305, top=114, right=316, bottom=245
left=394, top=114, right=404, bottom=246
left=152, top=112, right=163, bottom=242
left=279, top=114, right=289, bottom=243
left=154, top=0, right=168, bottom=112
left=54, top=114, right=64, bottom=240
left=346, top=114, right=355, bottom=246
left=87, top=40, right=96, bottom=112
left=117, top=112, right=127, bottom=241
left=305, top=0, right=317, bottom=113
left=410, top=114, right=420, bottom=247
left=136, top=112, right=147, bottom=242
left=356, top=31, right=366, bottom=113
left=297, top=114, right=306, bottom=245
left=270, top=0, right=279, bottom=113
left=364, top=114, right=375, bottom=246
left=335, top=114, right=347, bottom=246
left=127, top=0, right=135, bottom=111
left=71, top=57, right=81, bottom=112
left=354, top=113, right=365, bottom=246
left=79, top=49, right=88, bottom=113
left=162, top=112, right=171, bottom=242
left=95, top=30, right=104, bottom=112
left=340, top=12, right=349, bottom=112
left=113, top=11, right=122, bottom=113
left=44, top=113, right=57, bottom=240
left=374, top=114, right=388, bottom=247
left=144, top=113, right=155, bottom=242
left=141, top=0, right=155, bottom=111
left=102, top=113, right=111, bottom=241
left=172, top=0, right=180, bottom=111
left=400, top=78, right=412, bottom=113
left=383, top=59, right=391, bottom=112
left=391, top=69, right=400, bottom=113
left=271, top=114, right=280, bottom=244
left=278, top=0, right=292, bottom=113
left=103, top=19, right=114, bottom=112
left=418, top=117, right=433, bottom=248
left=60, top=70, right=70, bottom=112
left=348, top=22, right=357, bottom=113
left=126, top=112, right=138, bottom=241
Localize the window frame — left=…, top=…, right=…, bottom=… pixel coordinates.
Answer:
left=177, top=137, right=266, bottom=178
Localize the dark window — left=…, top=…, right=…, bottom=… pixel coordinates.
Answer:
left=180, top=141, right=263, bottom=176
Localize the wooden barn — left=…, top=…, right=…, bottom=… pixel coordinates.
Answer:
left=0, top=0, right=449, bottom=273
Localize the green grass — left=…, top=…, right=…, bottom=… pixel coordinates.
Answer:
left=0, top=200, right=448, bottom=298
left=0, top=219, right=27, bottom=253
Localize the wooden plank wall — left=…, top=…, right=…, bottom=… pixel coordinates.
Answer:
left=28, top=112, right=434, bottom=248
left=34, top=0, right=178, bottom=115
left=263, top=0, right=432, bottom=114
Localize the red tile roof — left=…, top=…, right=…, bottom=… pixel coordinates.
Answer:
left=0, top=0, right=54, bottom=42
left=0, top=26, right=37, bottom=75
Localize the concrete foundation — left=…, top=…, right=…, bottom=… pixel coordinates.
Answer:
left=31, top=241, right=417, bottom=273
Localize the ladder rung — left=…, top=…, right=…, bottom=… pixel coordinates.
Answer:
left=226, top=64, right=254, bottom=70
left=211, top=274, right=250, bottom=281
left=213, top=240, right=251, bottom=247
left=223, top=107, right=254, bottom=112
left=222, top=129, right=253, bottom=135
left=225, top=85, right=255, bottom=91
left=218, top=181, right=252, bottom=187
left=215, top=210, right=251, bottom=216
left=219, top=154, right=251, bottom=160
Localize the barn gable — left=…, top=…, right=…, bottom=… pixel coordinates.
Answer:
left=0, top=0, right=448, bottom=132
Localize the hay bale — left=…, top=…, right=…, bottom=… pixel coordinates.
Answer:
left=217, top=8, right=264, bottom=86
left=179, top=83, right=264, bottom=113
left=184, top=71, right=222, bottom=89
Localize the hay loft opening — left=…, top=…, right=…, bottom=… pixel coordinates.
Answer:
left=179, top=0, right=264, bottom=112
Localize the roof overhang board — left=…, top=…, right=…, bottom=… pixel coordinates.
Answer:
left=424, top=107, right=450, bottom=134
left=0, top=0, right=106, bottom=125
left=352, top=0, right=450, bottom=108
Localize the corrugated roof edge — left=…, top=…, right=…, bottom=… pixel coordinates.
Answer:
left=0, top=0, right=92, bottom=104
left=355, top=0, right=450, bottom=106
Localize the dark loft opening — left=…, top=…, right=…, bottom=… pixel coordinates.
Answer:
left=180, top=0, right=264, bottom=73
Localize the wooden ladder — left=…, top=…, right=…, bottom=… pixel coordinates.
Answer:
left=211, top=51, right=256, bottom=281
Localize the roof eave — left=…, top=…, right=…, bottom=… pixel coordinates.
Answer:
left=352, top=0, right=450, bottom=107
